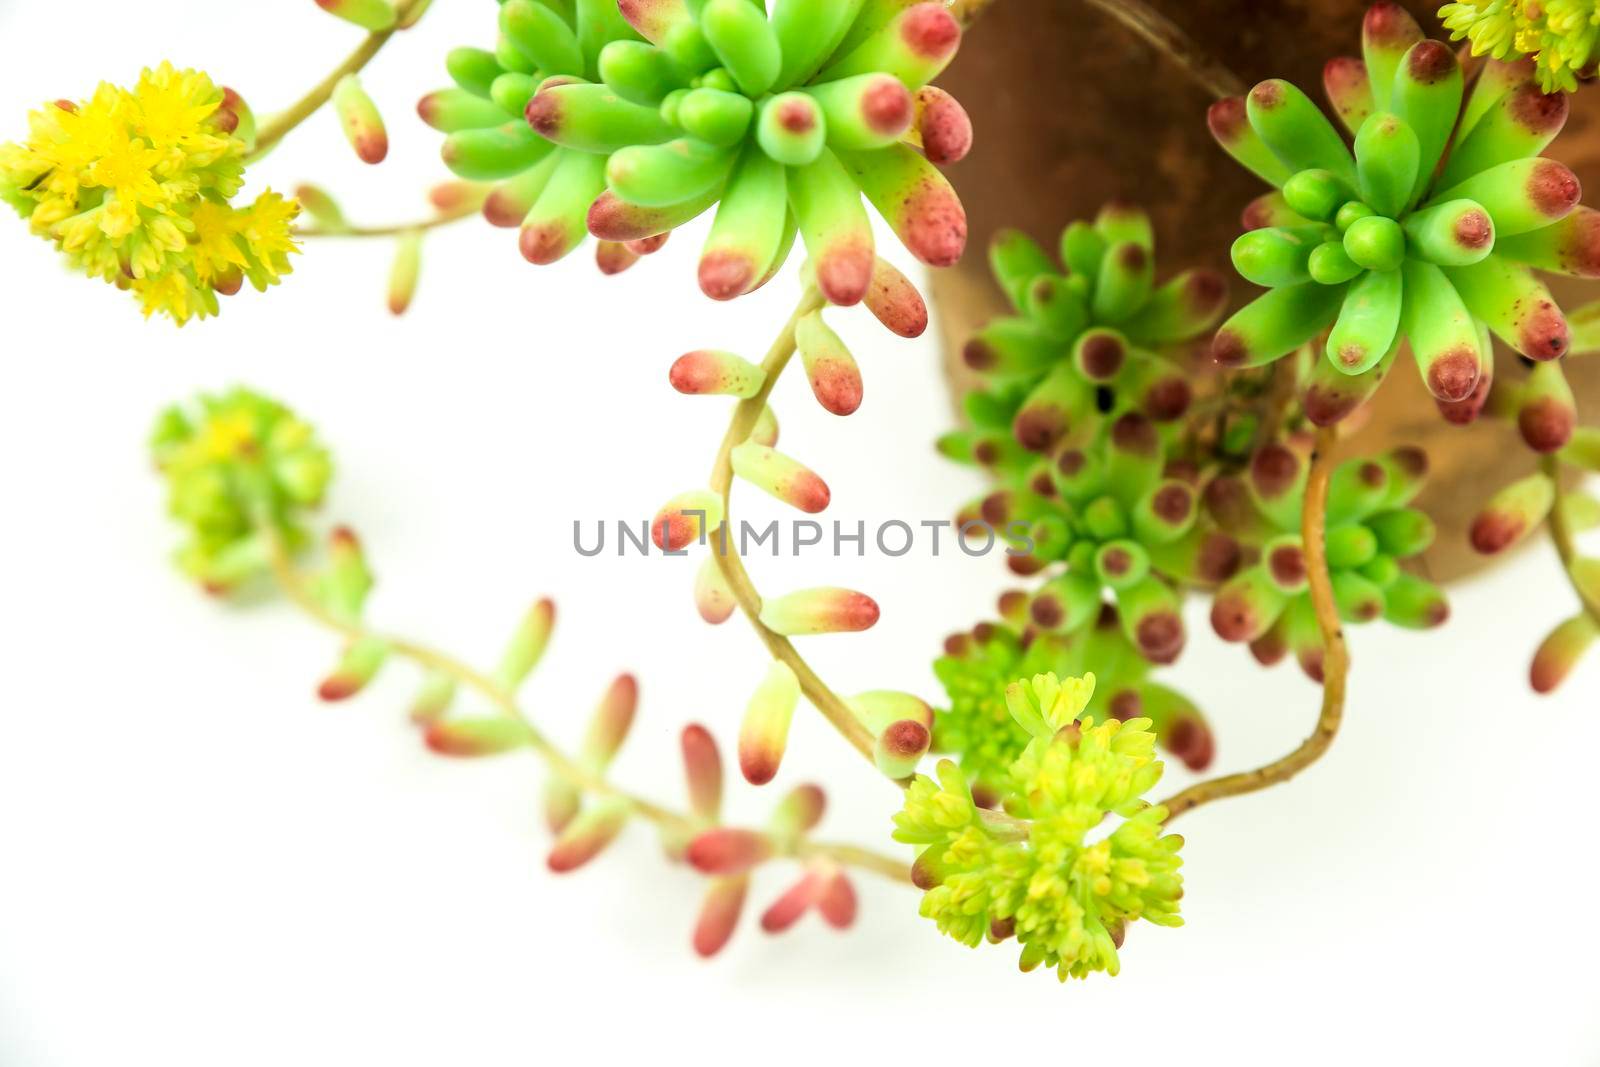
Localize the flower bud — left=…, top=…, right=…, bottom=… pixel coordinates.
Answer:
left=669, top=350, right=766, bottom=397
left=758, top=587, right=879, bottom=635
left=423, top=717, right=530, bottom=757
left=580, top=674, right=637, bottom=771
left=315, top=0, right=398, bottom=31
left=408, top=671, right=457, bottom=726
left=387, top=230, right=422, bottom=315
left=547, top=798, right=630, bottom=872
left=1517, top=361, right=1576, bottom=453
left=333, top=74, right=388, bottom=164
left=739, top=661, right=800, bottom=784
left=594, top=239, right=641, bottom=275
left=294, top=184, right=348, bottom=232
left=1531, top=614, right=1598, bottom=694
left=769, top=783, right=826, bottom=842
left=694, top=556, right=737, bottom=625
left=687, top=828, right=772, bottom=874
left=874, top=718, right=931, bottom=778
left=317, top=636, right=388, bottom=701
left=543, top=777, right=581, bottom=833
left=795, top=311, right=863, bottom=416
left=1471, top=473, right=1555, bottom=554
left=910, top=85, right=971, bottom=164
left=494, top=598, right=555, bottom=692
left=681, top=723, right=723, bottom=821
left=863, top=256, right=928, bottom=337
left=730, top=443, right=831, bottom=513
left=693, top=876, right=749, bottom=957
left=652, top=490, right=724, bottom=552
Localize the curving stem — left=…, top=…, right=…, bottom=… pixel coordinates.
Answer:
left=1541, top=455, right=1600, bottom=625
left=1077, top=0, right=1248, bottom=100
left=706, top=287, right=886, bottom=769
left=249, top=0, right=433, bottom=161
left=1160, top=424, right=1350, bottom=820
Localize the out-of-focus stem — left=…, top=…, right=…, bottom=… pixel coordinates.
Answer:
left=249, top=0, right=432, bottom=161
left=707, top=287, right=885, bottom=769
left=1161, top=425, right=1349, bottom=820
left=1541, top=456, right=1600, bottom=625
left=1078, top=0, right=1248, bottom=100
left=258, top=527, right=910, bottom=883
left=295, top=202, right=480, bottom=238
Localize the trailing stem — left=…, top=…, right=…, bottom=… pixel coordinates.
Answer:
left=706, top=287, right=887, bottom=770
left=259, top=525, right=911, bottom=883
left=250, top=0, right=433, bottom=161
left=1077, top=0, right=1248, bottom=100
left=1160, top=425, right=1350, bottom=820
left=1541, top=455, right=1600, bottom=626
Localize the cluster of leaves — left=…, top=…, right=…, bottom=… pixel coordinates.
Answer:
left=1211, top=3, right=1593, bottom=442
left=424, top=0, right=970, bottom=295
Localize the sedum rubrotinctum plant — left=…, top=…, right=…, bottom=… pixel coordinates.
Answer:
left=8, top=0, right=1600, bottom=982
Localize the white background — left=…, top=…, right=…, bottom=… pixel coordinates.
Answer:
left=2, top=3, right=1598, bottom=1064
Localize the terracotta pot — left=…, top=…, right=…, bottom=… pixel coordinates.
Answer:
left=931, top=0, right=1600, bottom=581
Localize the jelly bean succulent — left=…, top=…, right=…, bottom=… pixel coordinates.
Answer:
left=586, top=0, right=971, bottom=302
left=425, top=0, right=972, bottom=297
left=1207, top=441, right=1448, bottom=678
left=423, top=0, right=652, bottom=267
left=963, top=208, right=1230, bottom=455
left=1211, top=2, right=1596, bottom=436
left=30, top=0, right=1597, bottom=990
left=0, top=63, right=295, bottom=324
left=894, top=672, right=1184, bottom=981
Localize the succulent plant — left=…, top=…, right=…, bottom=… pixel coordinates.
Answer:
left=1210, top=2, right=1598, bottom=440
left=422, top=0, right=648, bottom=266
left=582, top=0, right=971, bottom=301
left=1207, top=440, right=1447, bottom=679
left=943, top=404, right=1243, bottom=666
left=964, top=208, right=1230, bottom=456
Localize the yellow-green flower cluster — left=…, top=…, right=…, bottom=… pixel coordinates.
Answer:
left=894, top=672, right=1184, bottom=980
left=0, top=63, right=298, bottom=324
left=1440, top=0, right=1600, bottom=92
left=151, top=388, right=332, bottom=590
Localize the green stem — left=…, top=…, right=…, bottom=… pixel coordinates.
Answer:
left=706, top=287, right=886, bottom=770
left=1541, top=456, right=1600, bottom=625
left=249, top=0, right=432, bottom=162
left=295, top=201, right=481, bottom=239
left=259, top=526, right=911, bottom=884
left=1077, top=0, right=1247, bottom=100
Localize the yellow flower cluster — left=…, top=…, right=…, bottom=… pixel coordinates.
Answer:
left=1441, top=0, right=1600, bottom=92
left=0, top=63, right=298, bottom=324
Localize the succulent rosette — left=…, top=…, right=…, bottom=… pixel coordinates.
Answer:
left=150, top=388, right=332, bottom=590
left=422, top=0, right=649, bottom=267
left=965, top=208, right=1230, bottom=456
left=1205, top=439, right=1447, bottom=679
left=942, top=404, right=1242, bottom=666
left=566, top=0, right=972, bottom=302
left=934, top=597, right=1215, bottom=798
left=1209, top=2, right=1597, bottom=440
left=895, top=673, right=1184, bottom=981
